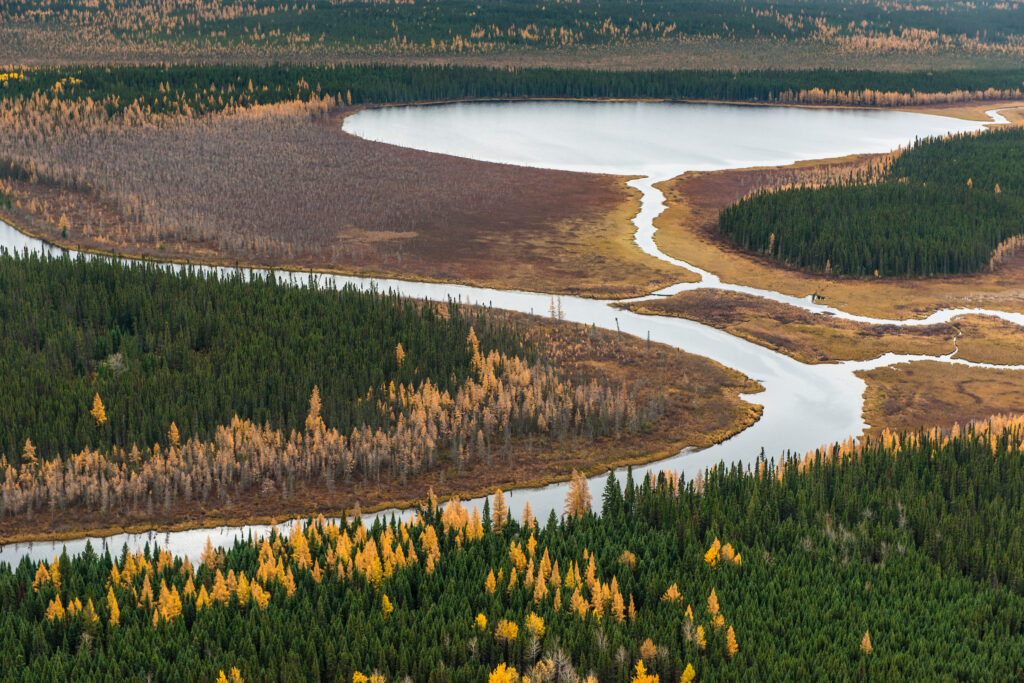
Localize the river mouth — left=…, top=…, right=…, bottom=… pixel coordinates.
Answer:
left=2, top=101, right=1020, bottom=564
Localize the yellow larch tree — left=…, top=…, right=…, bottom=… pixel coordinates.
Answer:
left=107, top=586, right=120, bottom=625
left=168, top=422, right=180, bottom=447
left=707, top=588, right=720, bottom=616
left=236, top=572, right=251, bottom=605
left=485, top=569, right=497, bottom=594
left=45, top=596, right=65, bottom=621
left=611, top=587, right=626, bottom=623
left=662, top=583, right=683, bottom=605
left=290, top=522, right=312, bottom=569
left=90, top=393, right=107, bottom=426
left=251, top=581, right=270, bottom=610
left=489, top=663, right=520, bottom=683
left=467, top=506, right=485, bottom=541
left=861, top=630, right=873, bottom=655
left=216, top=668, right=244, bottom=683
left=639, top=638, right=658, bottom=661
left=138, top=576, right=154, bottom=608
left=491, top=489, right=509, bottom=532
left=311, top=560, right=323, bottom=584
left=569, top=587, right=588, bottom=619
left=200, top=537, right=218, bottom=569
left=382, top=593, right=394, bottom=618
left=32, top=562, right=49, bottom=592
left=157, top=580, right=182, bottom=621
left=282, top=568, right=297, bottom=597
left=421, top=525, right=440, bottom=564
left=495, top=619, right=519, bottom=642
left=526, top=534, right=538, bottom=559
left=352, top=673, right=385, bottom=683
left=48, top=557, right=62, bottom=591
left=631, top=660, right=659, bottom=683
left=704, top=538, right=721, bottom=568
left=532, top=568, right=547, bottom=603
left=305, top=385, right=324, bottom=433
left=22, top=439, right=37, bottom=470
left=195, top=585, right=211, bottom=610
left=726, top=626, right=739, bottom=658
left=521, top=501, right=536, bottom=531
left=210, top=570, right=231, bottom=604
left=525, top=612, right=545, bottom=638
left=564, top=469, right=592, bottom=518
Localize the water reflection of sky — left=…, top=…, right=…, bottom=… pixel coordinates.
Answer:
left=345, top=101, right=985, bottom=178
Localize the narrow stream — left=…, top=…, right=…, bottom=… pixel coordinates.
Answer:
left=3, top=101, right=1023, bottom=565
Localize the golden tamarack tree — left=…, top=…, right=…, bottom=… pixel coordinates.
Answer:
left=0, top=330, right=658, bottom=521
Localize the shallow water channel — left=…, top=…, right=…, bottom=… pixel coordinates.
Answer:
left=2, top=101, right=1022, bottom=564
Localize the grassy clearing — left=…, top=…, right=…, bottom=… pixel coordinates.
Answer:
left=0, top=101, right=683, bottom=298
left=623, top=290, right=958, bottom=364
left=858, top=361, right=1024, bottom=436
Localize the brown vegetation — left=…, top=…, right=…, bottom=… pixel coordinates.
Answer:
left=951, top=317, right=1024, bottom=366
left=653, top=145, right=1024, bottom=318
left=623, top=290, right=958, bottom=364
left=0, top=312, right=762, bottom=542
left=0, top=95, right=680, bottom=298
left=625, top=291, right=1024, bottom=367
left=858, top=362, right=1024, bottom=436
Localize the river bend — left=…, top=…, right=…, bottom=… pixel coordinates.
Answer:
left=3, top=101, right=1023, bottom=564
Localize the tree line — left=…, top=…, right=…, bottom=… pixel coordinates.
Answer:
left=2, top=64, right=1023, bottom=117
left=4, top=0, right=1024, bottom=56
left=4, top=414, right=1024, bottom=679
left=720, top=126, right=1024, bottom=277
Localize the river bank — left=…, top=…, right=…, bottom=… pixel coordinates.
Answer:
left=0, top=310, right=761, bottom=545
left=4, top=99, right=1024, bottom=564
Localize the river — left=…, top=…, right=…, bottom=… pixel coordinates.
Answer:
left=2, top=101, right=1022, bottom=565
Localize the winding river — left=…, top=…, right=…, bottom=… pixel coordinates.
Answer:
left=3, top=101, right=1023, bottom=565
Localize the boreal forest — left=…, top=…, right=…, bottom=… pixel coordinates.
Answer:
left=4, top=417, right=1024, bottom=680
left=720, top=126, right=1024, bottom=277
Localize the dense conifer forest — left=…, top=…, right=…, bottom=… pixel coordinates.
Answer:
left=4, top=416, right=1024, bottom=680
left=0, top=252, right=530, bottom=461
left=2, top=65, right=1023, bottom=117
left=719, top=126, right=1024, bottom=277
left=0, top=253, right=673, bottom=527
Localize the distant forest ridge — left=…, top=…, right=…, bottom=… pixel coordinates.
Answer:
left=4, top=0, right=1024, bottom=58
left=1, top=65, right=1023, bottom=116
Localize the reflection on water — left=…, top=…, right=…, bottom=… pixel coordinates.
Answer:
left=344, top=100, right=985, bottom=177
